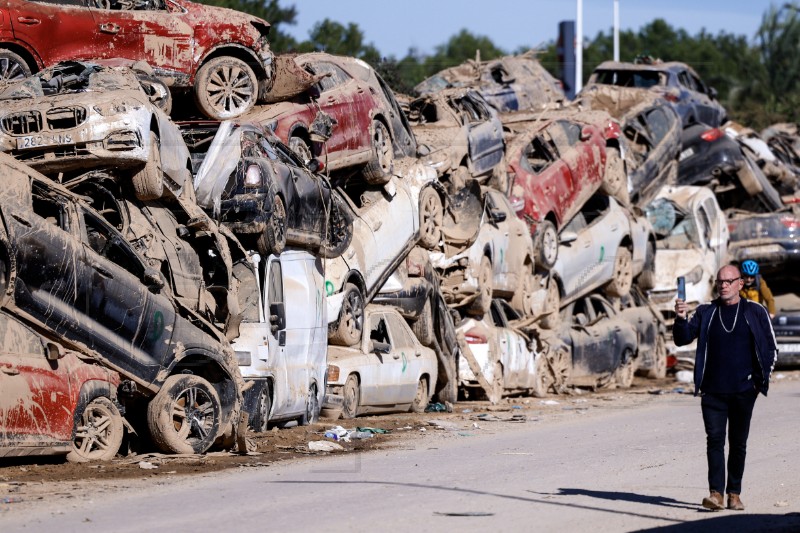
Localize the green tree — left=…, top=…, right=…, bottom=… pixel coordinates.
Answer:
left=422, top=29, right=506, bottom=76
left=196, top=0, right=299, bottom=52
left=296, top=19, right=380, bottom=65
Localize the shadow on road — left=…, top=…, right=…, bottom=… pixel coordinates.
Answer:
left=636, top=512, right=800, bottom=532
left=544, top=488, right=698, bottom=511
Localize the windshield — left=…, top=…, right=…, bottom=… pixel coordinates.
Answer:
left=646, top=198, right=699, bottom=249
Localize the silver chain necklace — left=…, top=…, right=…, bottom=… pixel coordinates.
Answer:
left=719, top=300, right=741, bottom=333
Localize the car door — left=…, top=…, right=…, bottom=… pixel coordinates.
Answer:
left=517, top=129, right=573, bottom=224
left=485, top=190, right=512, bottom=291
left=0, top=312, right=73, bottom=445
left=456, top=92, right=504, bottom=175
left=566, top=299, right=605, bottom=378
left=384, top=311, right=425, bottom=403
left=262, top=257, right=292, bottom=414
left=304, top=61, right=356, bottom=157
left=549, top=119, right=601, bottom=208
left=361, top=312, right=399, bottom=405
left=88, top=0, right=194, bottom=76
left=8, top=0, right=100, bottom=66
left=588, top=295, right=622, bottom=373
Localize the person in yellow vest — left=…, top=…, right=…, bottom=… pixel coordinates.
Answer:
left=739, top=260, right=776, bottom=318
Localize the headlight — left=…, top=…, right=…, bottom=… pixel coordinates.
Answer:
left=421, top=149, right=451, bottom=172
left=684, top=265, right=704, bottom=284
left=327, top=365, right=340, bottom=382
left=244, top=165, right=262, bottom=188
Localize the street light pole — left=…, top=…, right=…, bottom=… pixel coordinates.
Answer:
left=576, top=0, right=583, bottom=92
left=613, top=0, right=620, bottom=61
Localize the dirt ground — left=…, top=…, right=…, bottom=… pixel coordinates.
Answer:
left=3, top=371, right=799, bottom=513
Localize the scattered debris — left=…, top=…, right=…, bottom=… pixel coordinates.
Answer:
left=308, top=441, right=344, bottom=452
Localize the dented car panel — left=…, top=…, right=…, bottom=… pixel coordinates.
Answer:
left=0, top=61, right=190, bottom=196
left=0, top=310, right=120, bottom=458
left=727, top=211, right=800, bottom=276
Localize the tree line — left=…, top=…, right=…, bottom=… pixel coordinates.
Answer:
left=199, top=0, right=800, bottom=129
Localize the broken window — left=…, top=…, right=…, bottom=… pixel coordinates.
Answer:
left=624, top=118, right=653, bottom=164
left=594, top=69, right=662, bottom=88
left=522, top=135, right=556, bottom=173
left=82, top=209, right=145, bottom=278
left=31, top=185, right=68, bottom=231
left=0, top=313, right=45, bottom=357
left=386, top=313, right=415, bottom=349
left=369, top=315, right=391, bottom=346
left=644, top=107, right=671, bottom=144
left=408, top=100, right=438, bottom=124
left=580, top=194, right=610, bottom=226
left=308, top=62, right=350, bottom=93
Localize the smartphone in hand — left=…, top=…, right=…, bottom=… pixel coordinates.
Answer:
left=677, top=276, right=686, bottom=301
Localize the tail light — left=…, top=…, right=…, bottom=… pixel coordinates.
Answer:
left=700, top=128, right=723, bottom=142
left=604, top=120, right=622, bottom=140
left=780, top=215, right=800, bottom=230
left=465, top=331, right=487, bottom=344
left=663, top=93, right=679, bottom=103
left=326, top=365, right=340, bottom=382
left=727, top=220, right=738, bottom=233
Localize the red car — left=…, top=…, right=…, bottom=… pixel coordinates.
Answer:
left=503, top=109, right=627, bottom=271
left=251, top=52, right=414, bottom=184
left=0, top=311, right=123, bottom=462
left=0, top=0, right=274, bottom=120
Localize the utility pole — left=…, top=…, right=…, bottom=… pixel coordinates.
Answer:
left=613, top=0, right=620, bottom=61
left=576, top=0, right=583, bottom=92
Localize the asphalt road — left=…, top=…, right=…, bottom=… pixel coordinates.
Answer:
left=5, top=378, right=800, bottom=533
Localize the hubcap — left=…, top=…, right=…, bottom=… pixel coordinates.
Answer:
left=207, top=65, right=254, bottom=115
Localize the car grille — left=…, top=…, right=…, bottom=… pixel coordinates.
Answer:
left=46, top=107, right=87, bottom=130
left=2, top=111, right=42, bottom=135
left=15, top=143, right=91, bottom=162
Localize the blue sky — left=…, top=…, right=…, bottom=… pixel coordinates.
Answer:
left=285, top=0, right=777, bottom=58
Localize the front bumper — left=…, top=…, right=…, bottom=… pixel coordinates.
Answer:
left=220, top=193, right=270, bottom=234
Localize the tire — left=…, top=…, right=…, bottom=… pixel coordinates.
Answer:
left=435, top=358, right=458, bottom=404
left=600, top=147, right=629, bottom=203
left=137, top=73, right=172, bottom=115
left=646, top=335, right=668, bottom=379
left=468, top=256, right=493, bottom=316
left=329, top=283, right=364, bottom=347
left=147, top=374, right=222, bottom=454
left=410, top=377, right=429, bottom=413
left=637, top=242, right=656, bottom=290
left=550, top=345, right=572, bottom=393
left=532, top=220, right=558, bottom=271
left=321, top=194, right=352, bottom=258
left=615, top=351, right=636, bottom=388
left=257, top=195, right=287, bottom=256
left=289, top=136, right=313, bottom=164
left=246, top=381, right=271, bottom=433
left=299, top=384, right=319, bottom=425
left=194, top=56, right=258, bottom=120
left=132, top=133, right=164, bottom=201
left=411, top=298, right=435, bottom=347
left=342, top=374, right=360, bottom=419
left=538, top=277, right=561, bottom=330
left=511, top=262, right=536, bottom=317
left=418, top=187, right=443, bottom=250
left=604, top=247, right=633, bottom=298
left=66, top=397, right=124, bottom=463
left=532, top=353, right=551, bottom=398
left=0, top=50, right=31, bottom=82
left=363, top=120, right=394, bottom=184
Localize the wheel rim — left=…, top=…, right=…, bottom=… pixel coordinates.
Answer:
left=542, top=226, right=558, bottom=266
left=545, top=278, right=559, bottom=315
left=256, top=389, right=269, bottom=432
left=326, top=200, right=348, bottom=250
left=0, top=57, right=26, bottom=81
left=271, top=197, right=287, bottom=249
left=342, top=290, right=364, bottom=340
left=373, top=123, right=393, bottom=173
left=343, top=376, right=359, bottom=417
left=414, top=379, right=427, bottom=407
left=172, top=385, right=216, bottom=445
left=421, top=192, right=443, bottom=243
left=615, top=250, right=632, bottom=293
left=205, top=64, right=255, bottom=116
left=289, top=137, right=312, bottom=164
left=73, top=402, right=115, bottom=459
left=551, top=348, right=570, bottom=393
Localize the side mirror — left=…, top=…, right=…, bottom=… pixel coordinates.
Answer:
left=269, top=302, right=286, bottom=332
left=489, top=208, right=507, bottom=223
left=559, top=231, right=578, bottom=244
left=45, top=341, right=64, bottom=361
left=144, top=268, right=165, bottom=293
left=370, top=340, right=391, bottom=354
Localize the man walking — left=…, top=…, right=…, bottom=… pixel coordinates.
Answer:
left=673, top=264, right=777, bottom=511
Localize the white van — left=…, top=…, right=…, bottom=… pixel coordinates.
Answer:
left=234, top=250, right=328, bottom=431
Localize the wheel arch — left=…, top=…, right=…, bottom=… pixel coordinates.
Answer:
left=197, top=44, right=268, bottom=82
left=170, top=354, right=239, bottom=421
left=0, top=42, right=41, bottom=72
left=72, top=379, right=119, bottom=438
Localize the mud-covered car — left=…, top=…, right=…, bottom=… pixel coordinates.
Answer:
left=322, top=306, right=437, bottom=419
left=586, top=60, right=727, bottom=127
left=0, top=61, right=191, bottom=201
left=408, top=88, right=505, bottom=185
left=251, top=53, right=413, bottom=184
left=0, top=311, right=123, bottom=462
left=182, top=120, right=352, bottom=257
left=0, top=0, right=275, bottom=119
left=551, top=193, right=654, bottom=309
left=558, top=294, right=639, bottom=389
left=504, top=109, right=628, bottom=270
left=324, top=161, right=448, bottom=347
left=724, top=122, right=800, bottom=196
left=678, top=123, right=783, bottom=212
left=762, top=123, right=800, bottom=172
left=415, top=51, right=565, bottom=113
left=0, top=154, right=244, bottom=454
left=727, top=210, right=800, bottom=278
left=619, top=288, right=668, bottom=378
left=771, top=293, right=800, bottom=367
left=431, top=188, right=537, bottom=317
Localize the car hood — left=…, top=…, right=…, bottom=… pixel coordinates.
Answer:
left=652, top=248, right=709, bottom=291
left=179, top=0, right=269, bottom=36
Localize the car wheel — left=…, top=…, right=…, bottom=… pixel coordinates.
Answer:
left=615, top=351, right=636, bottom=388
left=329, top=283, right=364, bottom=346
left=511, top=262, right=536, bottom=317
left=468, top=256, right=493, bottom=316
left=137, top=73, right=172, bottom=115
left=0, top=50, right=31, bottom=82
left=342, top=374, right=360, bottom=419
left=538, top=277, right=561, bottom=330
left=246, top=381, right=271, bottom=433
left=532, top=353, right=551, bottom=398
left=147, top=374, right=222, bottom=454
left=411, top=298, right=435, bottom=347
left=131, top=133, right=164, bottom=201
left=258, top=195, right=287, bottom=256
left=435, top=357, right=458, bottom=404
left=418, top=187, right=443, bottom=250
left=600, top=147, right=629, bottom=204
left=636, top=242, right=656, bottom=290
left=410, top=377, right=429, bottom=413
left=533, top=220, right=558, bottom=271
left=321, top=194, right=352, bottom=258
left=646, top=335, right=668, bottom=379
left=363, top=120, right=394, bottom=184
left=299, top=384, right=319, bottom=425
left=194, top=56, right=258, bottom=120
left=289, top=136, right=313, bottom=164
left=66, top=397, right=124, bottom=463
left=604, top=247, right=633, bottom=298
left=550, top=344, right=572, bottom=394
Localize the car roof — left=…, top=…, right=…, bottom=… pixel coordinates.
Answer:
left=593, top=60, right=701, bottom=77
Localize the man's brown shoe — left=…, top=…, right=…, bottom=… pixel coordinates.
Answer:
left=727, top=493, right=745, bottom=511
left=702, top=491, right=725, bottom=510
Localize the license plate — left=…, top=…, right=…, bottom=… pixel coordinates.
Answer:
left=778, top=343, right=800, bottom=353
left=16, top=133, right=74, bottom=150
left=679, top=147, right=695, bottom=161
left=739, top=244, right=782, bottom=256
